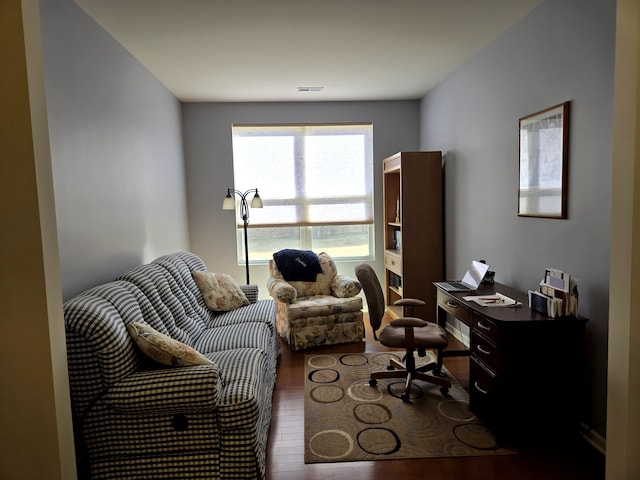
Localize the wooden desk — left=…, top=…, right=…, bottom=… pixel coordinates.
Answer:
left=435, top=281, right=586, bottom=444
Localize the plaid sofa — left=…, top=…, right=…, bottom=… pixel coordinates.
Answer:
left=64, top=252, right=279, bottom=480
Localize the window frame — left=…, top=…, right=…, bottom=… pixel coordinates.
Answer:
left=230, top=123, right=375, bottom=263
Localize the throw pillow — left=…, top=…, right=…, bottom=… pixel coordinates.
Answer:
left=126, top=322, right=213, bottom=367
left=192, top=271, right=250, bottom=311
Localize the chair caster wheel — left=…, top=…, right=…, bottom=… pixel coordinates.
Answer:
left=440, top=386, right=449, bottom=395
left=401, top=393, right=411, bottom=402
left=369, top=379, right=377, bottom=387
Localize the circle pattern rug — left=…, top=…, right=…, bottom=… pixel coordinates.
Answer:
left=304, top=352, right=516, bottom=463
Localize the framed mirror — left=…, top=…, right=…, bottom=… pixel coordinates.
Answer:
left=518, top=102, right=569, bottom=218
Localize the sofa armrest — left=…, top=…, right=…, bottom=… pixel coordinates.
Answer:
left=102, top=364, right=221, bottom=415
left=267, top=277, right=297, bottom=304
left=240, top=283, right=259, bottom=303
left=332, top=274, right=362, bottom=298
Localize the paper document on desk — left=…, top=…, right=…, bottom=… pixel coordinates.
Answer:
left=463, top=292, right=520, bottom=307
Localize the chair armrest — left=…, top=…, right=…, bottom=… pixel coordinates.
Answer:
left=331, top=274, right=362, bottom=298
left=240, top=284, right=259, bottom=303
left=394, top=297, right=426, bottom=308
left=267, top=277, right=297, bottom=303
left=389, top=317, right=430, bottom=350
left=389, top=317, right=429, bottom=328
left=393, top=297, right=426, bottom=317
left=102, top=364, right=221, bottom=415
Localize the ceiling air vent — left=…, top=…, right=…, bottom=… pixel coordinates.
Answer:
left=297, top=86, right=324, bottom=92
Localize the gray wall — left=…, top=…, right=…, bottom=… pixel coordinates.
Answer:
left=419, top=0, right=615, bottom=436
left=181, top=101, right=419, bottom=293
left=40, top=0, right=190, bottom=300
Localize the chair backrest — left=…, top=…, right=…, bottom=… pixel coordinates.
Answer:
left=354, top=263, right=385, bottom=335
left=269, top=251, right=337, bottom=297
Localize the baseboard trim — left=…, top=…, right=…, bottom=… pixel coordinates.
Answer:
left=445, top=323, right=469, bottom=347
left=580, top=422, right=606, bottom=456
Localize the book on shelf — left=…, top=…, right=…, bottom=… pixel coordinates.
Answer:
left=393, top=230, right=402, bottom=251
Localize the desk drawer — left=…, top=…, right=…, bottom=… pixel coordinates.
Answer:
left=469, top=357, right=498, bottom=427
left=471, top=334, right=499, bottom=372
left=437, top=290, right=471, bottom=324
left=471, top=313, right=499, bottom=344
left=384, top=252, right=402, bottom=276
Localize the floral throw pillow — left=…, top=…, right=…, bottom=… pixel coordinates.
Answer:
left=126, top=322, right=213, bottom=367
left=192, top=271, right=250, bottom=311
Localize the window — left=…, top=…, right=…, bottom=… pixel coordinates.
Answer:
left=231, top=123, right=374, bottom=262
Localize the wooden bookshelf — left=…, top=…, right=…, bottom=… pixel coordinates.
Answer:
left=382, top=151, right=443, bottom=321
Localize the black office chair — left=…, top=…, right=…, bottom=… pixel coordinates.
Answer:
left=355, top=263, right=451, bottom=401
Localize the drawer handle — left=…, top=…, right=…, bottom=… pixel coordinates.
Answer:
left=477, top=320, right=492, bottom=331
left=446, top=301, right=458, bottom=309
left=477, top=344, right=491, bottom=355
left=474, top=381, right=489, bottom=395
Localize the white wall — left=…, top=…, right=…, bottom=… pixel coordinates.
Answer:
left=419, top=0, right=615, bottom=438
left=181, top=101, right=420, bottom=294
left=40, top=0, right=190, bottom=300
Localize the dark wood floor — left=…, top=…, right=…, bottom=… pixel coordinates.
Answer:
left=265, top=315, right=605, bottom=480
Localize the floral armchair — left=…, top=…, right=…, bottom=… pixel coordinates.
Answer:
left=267, top=250, right=364, bottom=350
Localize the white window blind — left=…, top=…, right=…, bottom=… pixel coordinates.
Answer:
left=231, top=123, right=374, bottom=228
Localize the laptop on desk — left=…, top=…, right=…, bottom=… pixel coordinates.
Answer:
left=435, top=260, right=490, bottom=292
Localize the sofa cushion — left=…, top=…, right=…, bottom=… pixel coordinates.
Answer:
left=118, top=262, right=208, bottom=345
left=194, top=322, right=274, bottom=354
left=192, top=271, right=250, bottom=311
left=127, top=321, right=213, bottom=367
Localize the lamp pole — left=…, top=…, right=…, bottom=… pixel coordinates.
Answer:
left=222, top=188, right=263, bottom=284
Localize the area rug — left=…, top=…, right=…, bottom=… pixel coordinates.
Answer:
left=304, top=352, right=516, bottom=463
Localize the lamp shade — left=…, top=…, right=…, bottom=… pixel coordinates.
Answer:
left=222, top=192, right=235, bottom=210
left=251, top=192, right=263, bottom=209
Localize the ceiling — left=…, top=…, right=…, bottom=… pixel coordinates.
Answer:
left=74, top=0, right=542, bottom=103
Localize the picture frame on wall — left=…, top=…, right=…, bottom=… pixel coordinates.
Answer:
left=518, top=101, right=570, bottom=219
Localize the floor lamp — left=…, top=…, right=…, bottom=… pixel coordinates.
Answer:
left=222, top=188, right=263, bottom=284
